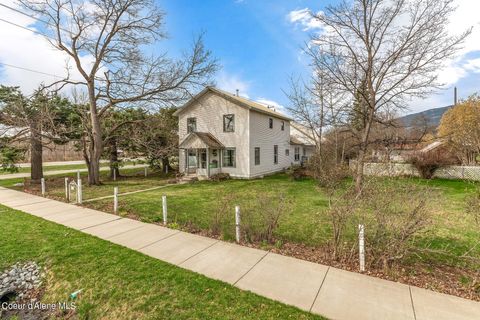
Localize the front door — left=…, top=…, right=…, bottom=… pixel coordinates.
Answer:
left=187, top=150, right=197, bottom=174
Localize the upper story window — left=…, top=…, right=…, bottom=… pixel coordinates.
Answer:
left=281, top=121, right=285, bottom=131
left=187, top=117, right=197, bottom=133
left=274, top=145, right=278, bottom=164
left=285, top=149, right=289, bottom=156
left=223, top=114, right=235, bottom=132
left=269, top=118, right=273, bottom=129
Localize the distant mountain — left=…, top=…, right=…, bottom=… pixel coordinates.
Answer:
left=397, top=105, right=453, bottom=129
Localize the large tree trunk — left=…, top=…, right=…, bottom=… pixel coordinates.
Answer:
left=87, top=86, right=103, bottom=185
left=109, top=138, right=120, bottom=179
left=162, top=156, right=172, bottom=174
left=30, top=126, right=43, bottom=183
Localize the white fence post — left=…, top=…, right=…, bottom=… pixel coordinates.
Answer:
left=113, top=169, right=116, bottom=181
left=162, top=195, right=167, bottom=225
left=77, top=178, right=82, bottom=204
left=76, top=170, right=80, bottom=181
left=113, top=187, right=119, bottom=214
left=41, top=178, right=45, bottom=196
left=235, top=205, right=241, bottom=243
left=65, top=177, right=69, bottom=201
left=359, top=224, right=365, bottom=272
left=144, top=167, right=148, bottom=177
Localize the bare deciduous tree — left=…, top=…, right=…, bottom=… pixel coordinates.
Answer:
left=20, top=0, right=218, bottom=184
left=306, top=0, right=470, bottom=192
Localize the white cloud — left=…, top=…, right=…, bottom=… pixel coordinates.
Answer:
left=215, top=71, right=250, bottom=98
left=0, top=0, right=94, bottom=94
left=287, top=8, right=324, bottom=31
left=256, top=98, right=286, bottom=113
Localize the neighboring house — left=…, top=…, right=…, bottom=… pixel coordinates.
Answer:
left=173, top=87, right=316, bottom=179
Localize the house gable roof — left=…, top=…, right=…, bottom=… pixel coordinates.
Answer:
left=173, top=87, right=292, bottom=121
left=179, top=132, right=225, bottom=149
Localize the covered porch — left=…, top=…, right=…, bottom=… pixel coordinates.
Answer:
left=179, top=132, right=225, bottom=178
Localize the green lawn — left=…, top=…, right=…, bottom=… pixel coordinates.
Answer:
left=2, top=172, right=479, bottom=298
left=0, top=206, right=324, bottom=319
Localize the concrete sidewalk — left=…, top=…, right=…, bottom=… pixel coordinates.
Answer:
left=0, top=164, right=147, bottom=180
left=0, top=186, right=479, bottom=320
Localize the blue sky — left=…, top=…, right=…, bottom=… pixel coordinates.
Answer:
left=157, top=0, right=329, bottom=109
left=0, top=0, right=479, bottom=115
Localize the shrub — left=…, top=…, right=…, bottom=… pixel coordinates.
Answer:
left=210, top=173, right=231, bottom=182
left=326, top=178, right=433, bottom=270
left=241, top=192, right=292, bottom=244
left=286, top=165, right=310, bottom=181
left=409, top=150, right=452, bottom=179
left=210, top=194, right=235, bottom=237
left=308, top=147, right=348, bottom=188
left=466, top=188, right=480, bottom=226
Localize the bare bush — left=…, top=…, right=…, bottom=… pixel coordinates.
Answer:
left=210, top=194, right=235, bottom=237
left=209, top=173, right=231, bottom=182
left=309, top=145, right=348, bottom=189
left=326, top=178, right=433, bottom=270
left=242, top=192, right=292, bottom=244
left=466, top=188, right=480, bottom=226
left=409, top=151, right=453, bottom=179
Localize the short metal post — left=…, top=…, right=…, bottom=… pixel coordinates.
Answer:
left=235, top=205, right=241, bottom=243
left=77, top=178, right=82, bottom=204
left=144, top=167, right=148, bottom=177
left=162, top=195, right=167, bottom=225
left=41, top=178, right=45, bottom=196
left=359, top=224, right=365, bottom=272
left=76, top=170, right=80, bottom=181
left=113, top=187, right=118, bottom=214
left=64, top=178, right=69, bottom=201
left=113, top=169, right=116, bottom=181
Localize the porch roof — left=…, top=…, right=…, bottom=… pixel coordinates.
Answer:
left=179, top=132, right=225, bottom=149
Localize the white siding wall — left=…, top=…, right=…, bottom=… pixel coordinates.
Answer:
left=178, top=92, right=250, bottom=177
left=249, top=111, right=292, bottom=177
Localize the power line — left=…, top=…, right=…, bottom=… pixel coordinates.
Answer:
left=0, top=18, right=56, bottom=40
left=0, top=62, right=85, bottom=82
left=0, top=3, right=72, bottom=35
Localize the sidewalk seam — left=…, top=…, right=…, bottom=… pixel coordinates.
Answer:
left=6, top=199, right=51, bottom=207
left=104, top=224, right=148, bottom=240
left=178, top=240, right=220, bottom=266
left=309, top=266, right=330, bottom=312
left=409, top=286, right=417, bottom=320
left=136, top=230, right=181, bottom=250
left=79, top=217, right=122, bottom=230
left=233, top=250, right=270, bottom=286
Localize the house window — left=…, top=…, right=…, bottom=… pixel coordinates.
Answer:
left=269, top=118, right=273, bottom=129
left=281, top=121, right=285, bottom=131
left=285, top=149, right=289, bottom=156
left=223, top=148, right=236, bottom=167
left=294, top=147, right=300, bottom=161
left=274, top=145, right=278, bottom=164
left=303, top=148, right=307, bottom=156
left=254, top=147, right=260, bottom=165
left=223, top=114, right=235, bottom=132
left=187, top=117, right=196, bottom=133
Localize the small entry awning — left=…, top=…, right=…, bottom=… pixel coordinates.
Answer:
left=179, top=132, right=225, bottom=149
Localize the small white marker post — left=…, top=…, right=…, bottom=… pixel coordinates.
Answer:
left=359, top=224, right=365, bottom=272
left=40, top=178, right=46, bottom=196
left=113, top=187, right=118, bottom=214
left=113, top=169, right=116, bottom=181
left=162, top=195, right=167, bottom=225
left=235, top=205, right=241, bottom=243
left=144, top=167, right=148, bottom=177
left=64, top=178, right=69, bottom=201
left=77, top=178, right=82, bottom=204
left=76, top=170, right=80, bottom=181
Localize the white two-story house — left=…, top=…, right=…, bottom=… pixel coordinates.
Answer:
left=174, top=87, right=315, bottom=179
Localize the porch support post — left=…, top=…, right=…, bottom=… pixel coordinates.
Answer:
left=206, top=147, right=210, bottom=178
left=184, top=149, right=188, bottom=173
left=219, top=149, right=222, bottom=171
